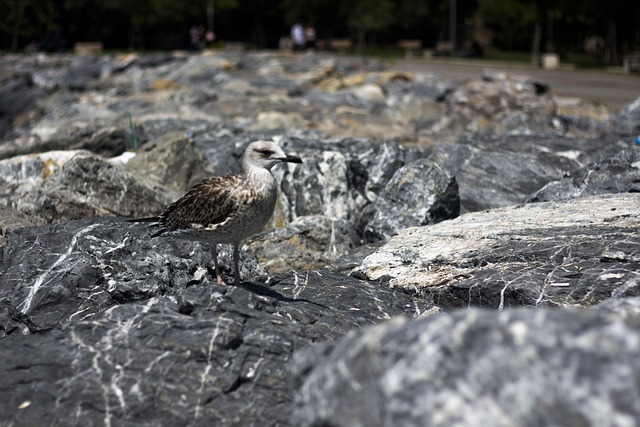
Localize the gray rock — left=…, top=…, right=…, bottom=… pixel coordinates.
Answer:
left=356, top=193, right=640, bottom=309
left=0, top=216, right=431, bottom=425
left=125, top=131, right=214, bottom=195
left=277, top=145, right=353, bottom=222
left=14, top=153, right=173, bottom=222
left=529, top=149, right=640, bottom=202
left=113, top=52, right=188, bottom=71
left=0, top=217, right=265, bottom=335
left=0, top=150, right=80, bottom=207
left=292, top=306, right=640, bottom=427
left=136, top=116, right=227, bottom=146
left=428, top=135, right=630, bottom=213
left=363, top=158, right=459, bottom=242
left=25, top=54, right=116, bottom=91
left=614, top=96, right=640, bottom=135
left=0, top=122, right=129, bottom=160
left=251, top=111, right=307, bottom=130
left=428, top=141, right=572, bottom=213
left=348, top=84, right=386, bottom=104
left=595, top=296, right=640, bottom=320
left=554, top=96, right=613, bottom=138
left=382, top=79, right=453, bottom=101
left=332, top=243, right=383, bottom=275
left=0, top=71, right=45, bottom=138
left=166, top=55, right=232, bottom=87
left=247, top=214, right=361, bottom=274
left=0, top=204, right=45, bottom=248
left=435, top=70, right=557, bottom=135
left=304, top=90, right=380, bottom=110
left=279, top=137, right=415, bottom=231
left=196, top=132, right=258, bottom=176
left=76, top=126, right=129, bottom=157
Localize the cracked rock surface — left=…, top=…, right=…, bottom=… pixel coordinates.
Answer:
left=0, top=218, right=430, bottom=426
left=357, top=193, right=640, bottom=309
left=293, top=304, right=640, bottom=427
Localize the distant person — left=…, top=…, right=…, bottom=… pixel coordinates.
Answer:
left=472, top=39, right=484, bottom=58
left=24, top=40, right=38, bottom=53
left=291, top=22, right=305, bottom=52
left=189, top=25, right=204, bottom=51
left=305, top=24, right=316, bottom=50
left=205, top=28, right=216, bottom=48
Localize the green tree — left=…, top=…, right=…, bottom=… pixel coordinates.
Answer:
left=478, top=0, right=536, bottom=51
left=0, top=0, right=58, bottom=51
left=344, top=0, right=395, bottom=49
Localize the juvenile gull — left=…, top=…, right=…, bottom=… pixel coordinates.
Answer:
left=131, top=140, right=302, bottom=285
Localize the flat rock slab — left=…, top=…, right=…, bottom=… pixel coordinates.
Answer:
left=292, top=304, right=640, bottom=427
left=0, top=217, right=261, bottom=335
left=0, top=217, right=431, bottom=426
left=357, top=193, right=640, bottom=309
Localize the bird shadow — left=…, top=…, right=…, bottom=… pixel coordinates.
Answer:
left=238, top=281, right=331, bottom=310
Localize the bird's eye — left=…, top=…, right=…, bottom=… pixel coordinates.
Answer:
left=256, top=149, right=274, bottom=157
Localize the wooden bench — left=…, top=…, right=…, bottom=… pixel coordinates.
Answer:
left=328, top=39, right=352, bottom=52
left=73, top=42, right=103, bottom=55
left=435, top=42, right=453, bottom=56
left=223, top=41, right=245, bottom=51
left=623, top=54, right=640, bottom=74
left=398, top=39, right=423, bottom=59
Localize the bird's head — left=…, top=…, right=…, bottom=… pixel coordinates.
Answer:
left=243, top=140, right=303, bottom=171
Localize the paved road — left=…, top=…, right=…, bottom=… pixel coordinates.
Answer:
left=390, top=59, right=640, bottom=112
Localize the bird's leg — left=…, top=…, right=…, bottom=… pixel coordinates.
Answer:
left=212, top=244, right=225, bottom=285
left=233, top=244, right=241, bottom=286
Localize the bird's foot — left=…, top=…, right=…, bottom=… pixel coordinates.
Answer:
left=206, top=265, right=229, bottom=286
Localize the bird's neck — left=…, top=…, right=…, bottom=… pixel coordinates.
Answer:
left=245, top=165, right=276, bottom=189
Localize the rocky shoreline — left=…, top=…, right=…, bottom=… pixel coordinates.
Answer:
left=1, top=50, right=639, bottom=426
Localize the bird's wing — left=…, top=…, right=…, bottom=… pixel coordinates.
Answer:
left=159, top=176, right=243, bottom=230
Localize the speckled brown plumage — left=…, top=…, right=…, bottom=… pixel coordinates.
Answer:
left=131, top=140, right=302, bottom=285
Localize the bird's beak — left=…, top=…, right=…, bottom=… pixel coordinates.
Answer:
left=280, top=155, right=303, bottom=164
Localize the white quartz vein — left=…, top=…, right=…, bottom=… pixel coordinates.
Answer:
left=19, top=223, right=101, bottom=314
left=194, top=315, right=231, bottom=419
left=292, top=271, right=310, bottom=300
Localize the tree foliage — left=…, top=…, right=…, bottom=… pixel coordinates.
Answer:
left=0, top=0, right=638, bottom=63
left=478, top=0, right=536, bottom=51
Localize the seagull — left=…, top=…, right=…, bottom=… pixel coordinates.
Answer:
left=130, top=140, right=302, bottom=285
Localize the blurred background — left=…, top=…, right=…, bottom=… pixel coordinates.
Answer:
left=1, top=0, right=639, bottom=68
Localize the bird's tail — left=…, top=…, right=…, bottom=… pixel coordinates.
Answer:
left=127, top=216, right=168, bottom=237
left=127, top=216, right=160, bottom=223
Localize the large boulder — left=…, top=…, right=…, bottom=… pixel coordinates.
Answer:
left=13, top=153, right=173, bottom=222
left=0, top=150, right=79, bottom=206
left=613, top=96, right=640, bottom=135
left=292, top=304, right=640, bottom=427
left=251, top=111, right=307, bottom=130
left=0, top=71, right=45, bottom=138
left=356, top=193, right=640, bottom=309
left=0, top=217, right=266, bottom=335
left=428, top=134, right=631, bottom=213
left=30, top=54, right=113, bottom=91
left=0, top=216, right=430, bottom=426
left=247, top=214, right=361, bottom=274
left=0, top=125, right=129, bottom=160
left=276, top=137, right=419, bottom=232
left=434, top=70, right=557, bottom=135
left=125, top=131, right=214, bottom=195
left=363, top=158, right=460, bottom=242
left=529, top=148, right=640, bottom=202
left=0, top=205, right=45, bottom=248
left=554, top=96, right=612, bottom=138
